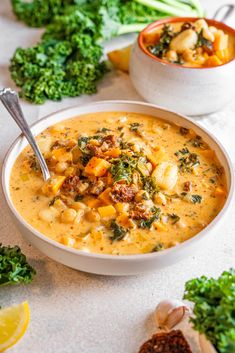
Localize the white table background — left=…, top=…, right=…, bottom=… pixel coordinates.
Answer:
left=0, top=1, right=235, bottom=352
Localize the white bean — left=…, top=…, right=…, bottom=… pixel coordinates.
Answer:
left=61, top=208, right=77, bottom=223
left=152, top=162, right=178, bottom=190
left=170, top=29, right=198, bottom=54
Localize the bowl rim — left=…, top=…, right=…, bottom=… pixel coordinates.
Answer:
left=138, top=17, right=235, bottom=70
left=2, top=100, right=234, bottom=261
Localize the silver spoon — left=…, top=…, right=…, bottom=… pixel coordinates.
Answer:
left=213, top=3, right=235, bottom=22
left=0, top=88, right=51, bottom=181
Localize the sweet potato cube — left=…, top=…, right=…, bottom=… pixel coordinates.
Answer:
left=104, top=148, right=121, bottom=158
left=216, top=49, right=229, bottom=62
left=153, top=222, right=167, bottom=232
left=116, top=214, right=135, bottom=228
left=42, top=176, right=66, bottom=195
left=98, top=205, right=116, bottom=218
left=98, top=187, right=112, bottom=205
left=84, top=157, right=110, bottom=177
left=213, top=31, right=228, bottom=51
left=84, top=197, right=101, bottom=208
left=205, top=55, right=222, bottom=67
left=115, top=202, right=129, bottom=213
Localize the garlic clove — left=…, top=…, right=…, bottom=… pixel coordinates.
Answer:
left=155, top=299, right=191, bottom=330
left=199, top=334, right=218, bottom=353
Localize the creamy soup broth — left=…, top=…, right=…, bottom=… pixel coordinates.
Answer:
left=10, top=112, right=227, bottom=255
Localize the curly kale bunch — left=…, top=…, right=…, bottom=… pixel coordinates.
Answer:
left=184, top=269, right=235, bottom=353
left=10, top=0, right=204, bottom=104
left=0, top=244, right=36, bottom=286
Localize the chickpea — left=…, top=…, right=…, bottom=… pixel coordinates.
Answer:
left=86, top=210, right=101, bottom=222
left=165, top=50, right=178, bottom=62
left=39, top=207, right=59, bottom=223
left=55, top=162, right=68, bottom=174
left=61, top=208, right=77, bottom=223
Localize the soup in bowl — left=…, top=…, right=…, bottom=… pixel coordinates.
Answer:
left=130, top=18, right=235, bottom=115
left=2, top=101, right=233, bottom=275
left=143, top=18, right=235, bottom=68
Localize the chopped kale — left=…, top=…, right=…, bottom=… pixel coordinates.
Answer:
left=97, top=127, right=111, bottom=134
left=175, top=147, right=189, bottom=156
left=191, top=194, right=202, bottom=204
left=151, top=243, right=164, bottom=252
left=129, top=122, right=142, bottom=132
left=110, top=155, right=138, bottom=184
left=148, top=24, right=175, bottom=58
left=168, top=213, right=180, bottom=224
left=184, top=269, right=235, bottom=353
left=177, top=151, right=200, bottom=173
left=189, top=135, right=204, bottom=148
left=0, top=244, right=36, bottom=286
left=74, top=194, right=84, bottom=201
left=110, top=220, right=127, bottom=242
left=196, top=30, right=213, bottom=51
left=49, top=196, right=60, bottom=206
left=139, top=207, right=161, bottom=229
left=142, top=176, right=159, bottom=197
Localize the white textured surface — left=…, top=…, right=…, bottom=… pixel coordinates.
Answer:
left=0, top=1, right=235, bottom=352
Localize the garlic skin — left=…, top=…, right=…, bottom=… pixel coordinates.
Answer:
left=155, top=299, right=191, bottom=330
left=199, top=334, right=218, bottom=353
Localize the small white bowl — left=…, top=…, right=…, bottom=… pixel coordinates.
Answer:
left=1, top=101, right=234, bottom=275
left=130, top=18, right=235, bottom=116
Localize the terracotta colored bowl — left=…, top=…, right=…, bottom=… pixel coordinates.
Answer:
left=130, top=18, right=235, bottom=116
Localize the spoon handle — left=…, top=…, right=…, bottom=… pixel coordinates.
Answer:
left=0, top=88, right=51, bottom=181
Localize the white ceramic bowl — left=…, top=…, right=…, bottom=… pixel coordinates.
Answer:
left=130, top=18, right=235, bottom=116
left=2, top=101, right=234, bottom=275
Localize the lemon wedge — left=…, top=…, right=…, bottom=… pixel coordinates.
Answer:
left=0, top=301, right=30, bottom=352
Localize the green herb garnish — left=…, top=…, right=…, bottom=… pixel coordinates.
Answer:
left=110, top=220, right=127, bottom=242
left=139, top=207, right=161, bottom=229
left=110, top=155, right=138, bottom=184
left=167, top=213, right=180, bottom=224
left=191, top=194, right=202, bottom=204
left=151, top=243, right=164, bottom=252
left=184, top=269, right=235, bottom=353
left=0, top=244, right=36, bottom=286
left=129, top=122, right=142, bottom=132
left=148, top=24, right=175, bottom=58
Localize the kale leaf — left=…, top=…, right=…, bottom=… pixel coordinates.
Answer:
left=110, top=220, right=127, bottom=241
left=110, top=155, right=138, bottom=184
left=0, top=244, right=36, bottom=286
left=184, top=269, right=235, bottom=353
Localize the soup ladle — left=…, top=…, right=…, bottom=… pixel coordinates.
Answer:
left=0, top=88, right=51, bottom=181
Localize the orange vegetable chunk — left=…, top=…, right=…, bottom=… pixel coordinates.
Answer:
left=84, top=157, right=110, bottom=177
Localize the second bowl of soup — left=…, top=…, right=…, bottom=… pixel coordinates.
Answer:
left=130, top=18, right=235, bottom=115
